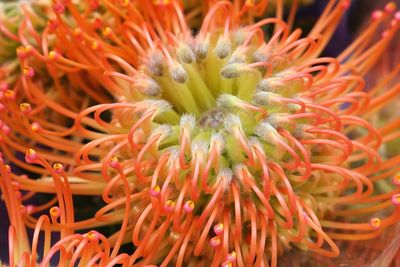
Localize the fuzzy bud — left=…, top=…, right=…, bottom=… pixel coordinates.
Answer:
left=218, top=168, right=233, bottom=189
left=221, top=63, right=244, bottom=79
left=253, top=91, right=280, bottom=106
left=215, top=38, right=230, bottom=59
left=267, top=113, right=290, bottom=129
left=138, top=79, right=160, bottom=96
left=151, top=124, right=173, bottom=141
left=210, top=132, right=225, bottom=152
left=254, top=120, right=279, bottom=141
left=191, top=140, right=208, bottom=157
left=251, top=51, right=268, bottom=63
left=177, top=45, right=196, bottom=64
left=195, top=42, right=209, bottom=60
left=256, top=79, right=273, bottom=92
left=180, top=114, right=196, bottom=131
left=171, top=65, right=188, bottom=83
left=139, top=99, right=172, bottom=115
left=216, top=94, right=239, bottom=109
left=148, top=52, right=164, bottom=76
left=223, top=113, right=242, bottom=131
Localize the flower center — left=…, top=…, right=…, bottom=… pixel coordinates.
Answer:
left=121, top=27, right=298, bottom=168
left=136, top=31, right=265, bottom=129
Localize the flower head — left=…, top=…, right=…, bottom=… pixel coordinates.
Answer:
left=0, top=0, right=400, bottom=266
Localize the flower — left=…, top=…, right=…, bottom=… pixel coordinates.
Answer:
left=0, top=0, right=399, bottom=266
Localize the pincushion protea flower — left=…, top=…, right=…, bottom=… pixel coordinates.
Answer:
left=0, top=0, right=400, bottom=266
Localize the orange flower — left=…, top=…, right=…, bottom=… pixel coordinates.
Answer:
left=0, top=0, right=399, bottom=266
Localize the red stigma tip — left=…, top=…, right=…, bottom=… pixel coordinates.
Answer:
left=86, top=230, right=100, bottom=242
left=393, top=175, right=400, bottom=186
left=26, top=205, right=35, bottom=215
left=245, top=0, right=255, bottom=7
left=184, top=200, right=195, bottom=213
left=25, top=148, right=38, bottom=163
left=23, top=66, right=35, bottom=78
left=226, top=251, right=237, bottom=262
left=120, top=0, right=129, bottom=7
left=4, top=90, right=15, bottom=100
left=395, top=11, right=400, bottom=20
left=50, top=206, right=61, bottom=218
left=222, top=261, right=233, bottom=267
left=93, top=18, right=103, bottom=29
left=102, top=27, right=112, bottom=37
left=52, top=0, right=65, bottom=14
left=53, top=163, right=64, bottom=174
left=164, top=200, right=176, bottom=212
left=49, top=51, right=59, bottom=60
left=385, top=2, right=397, bottom=13
left=31, top=122, right=41, bottom=132
left=20, top=103, right=32, bottom=114
left=391, top=194, right=400, bottom=206
left=153, top=0, right=171, bottom=7
left=210, top=236, right=221, bottom=247
left=91, top=41, right=102, bottom=51
left=382, top=30, right=390, bottom=38
left=47, top=20, right=59, bottom=31
left=213, top=223, right=224, bottom=235
left=11, top=181, right=20, bottom=190
left=371, top=10, right=384, bottom=20
left=369, top=218, right=381, bottom=229
left=109, top=156, right=120, bottom=169
left=0, top=83, right=8, bottom=92
left=1, top=125, right=10, bottom=135
left=150, top=185, right=161, bottom=197
left=341, top=0, right=350, bottom=9
left=19, top=205, right=27, bottom=215
left=90, top=0, right=99, bottom=10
